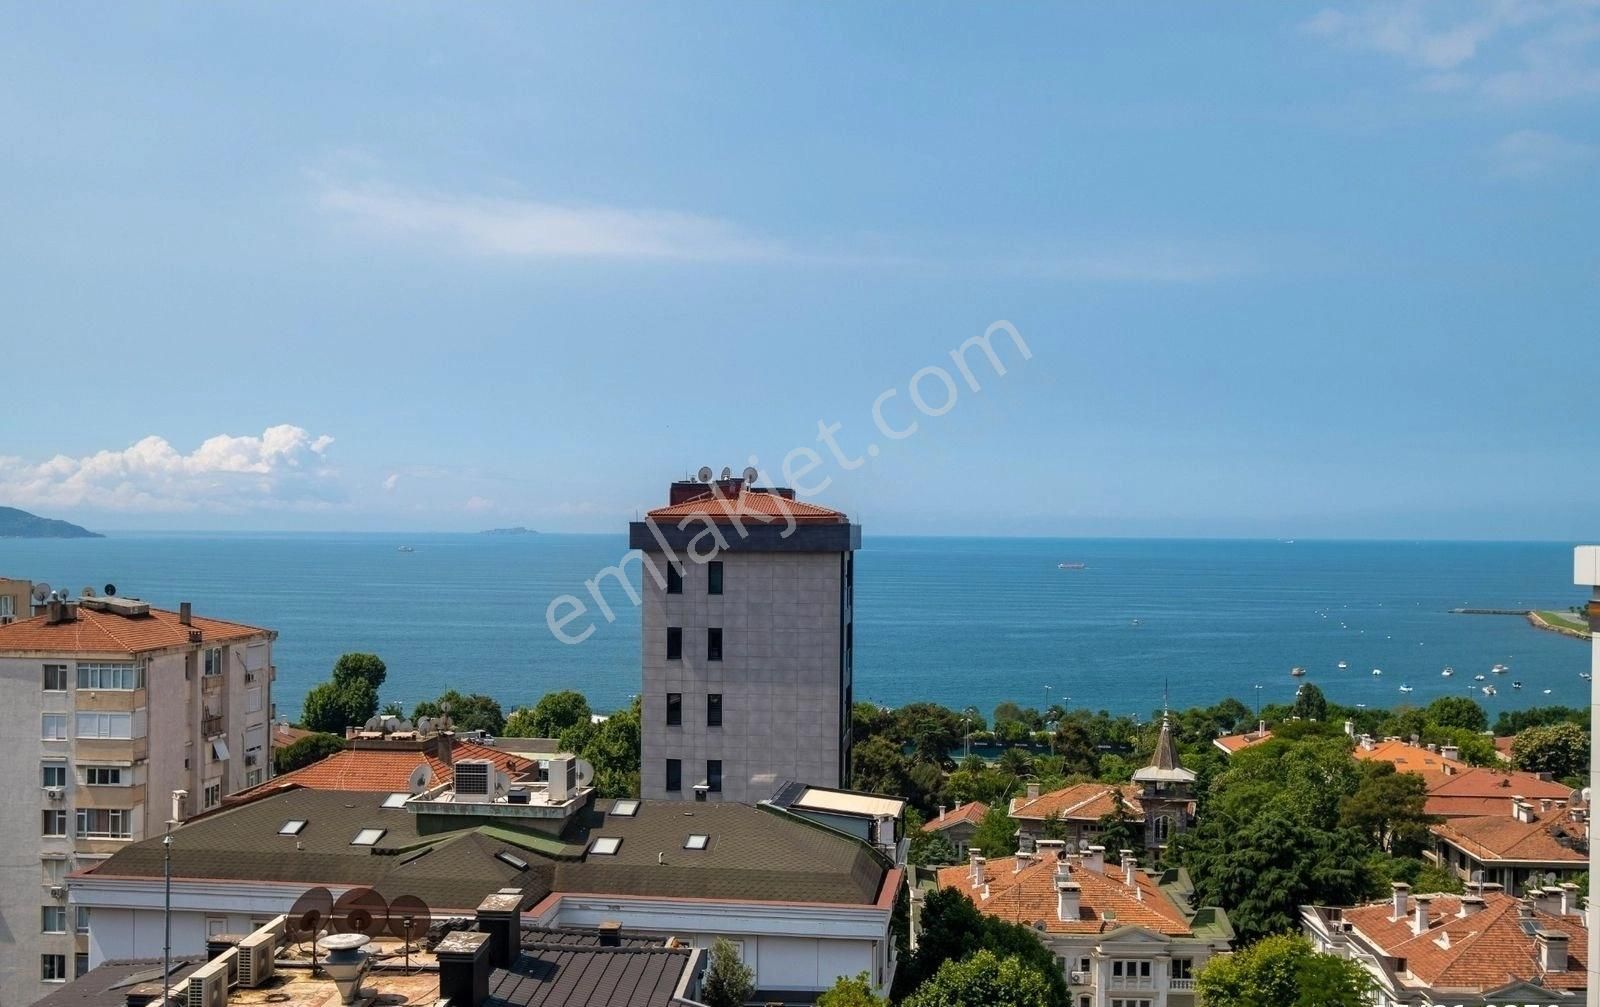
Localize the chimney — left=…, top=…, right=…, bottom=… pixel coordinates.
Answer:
left=597, top=920, right=622, bottom=948
left=171, top=789, right=188, bottom=825
left=971, top=856, right=986, bottom=888
left=1025, top=782, right=1041, bottom=801
left=1391, top=882, right=1411, bottom=920
left=1537, top=929, right=1569, bottom=973
left=1458, top=896, right=1485, bottom=917
left=1257, top=719, right=1266, bottom=736
left=1056, top=879, right=1081, bottom=922
left=938, top=805, right=947, bottom=821
left=1540, top=798, right=1553, bottom=814
left=1343, top=720, right=1354, bottom=737
left=1560, top=882, right=1579, bottom=916
left=474, top=891, right=522, bottom=968
left=1440, top=744, right=1460, bottom=762
left=179, top=602, right=192, bottom=626
left=1512, top=797, right=1534, bottom=823
left=1084, top=845, right=1105, bottom=872
left=968, top=849, right=983, bottom=881
left=1013, top=851, right=1033, bottom=874
left=1412, top=894, right=1432, bottom=936
left=1409, top=733, right=1420, bottom=747
left=436, top=929, right=492, bottom=1007
left=1361, top=735, right=1375, bottom=751
left=1120, top=850, right=1137, bottom=887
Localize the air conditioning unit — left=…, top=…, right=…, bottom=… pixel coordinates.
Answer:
left=185, top=953, right=232, bottom=1007
left=49, top=885, right=66, bottom=900
left=236, top=930, right=277, bottom=988
left=453, top=760, right=494, bottom=804
left=44, top=787, right=64, bottom=801
left=244, top=754, right=258, bottom=767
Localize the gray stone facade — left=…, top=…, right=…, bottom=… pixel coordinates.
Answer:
left=638, top=546, right=854, bottom=804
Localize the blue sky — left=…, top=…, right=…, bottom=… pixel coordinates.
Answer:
left=1, top=2, right=1596, bottom=538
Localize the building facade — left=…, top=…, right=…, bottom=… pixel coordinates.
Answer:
left=630, top=476, right=859, bottom=804
left=0, top=595, right=273, bottom=1006
left=0, top=576, right=33, bottom=624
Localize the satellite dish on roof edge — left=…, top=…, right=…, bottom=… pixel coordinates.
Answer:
left=82, top=586, right=96, bottom=598
left=105, top=584, right=116, bottom=596
left=697, top=466, right=713, bottom=482
left=575, top=759, right=595, bottom=788
left=408, top=765, right=432, bottom=795
left=742, top=466, right=758, bottom=484
left=720, top=466, right=732, bottom=479
left=32, top=584, right=51, bottom=603
left=288, top=887, right=335, bottom=942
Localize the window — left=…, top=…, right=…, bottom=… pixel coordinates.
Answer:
left=351, top=828, right=386, bottom=846
left=666, top=563, right=683, bottom=594
left=42, top=810, right=67, bottom=837
left=279, top=820, right=307, bottom=835
left=707, top=693, right=722, bottom=727
left=245, top=769, right=263, bottom=789
left=611, top=799, right=640, bottom=817
left=707, top=628, right=722, bottom=662
left=41, top=906, right=67, bottom=933
left=210, top=738, right=230, bottom=762
left=43, top=858, right=70, bottom=884
left=42, top=714, right=67, bottom=740
left=207, top=918, right=227, bottom=937
left=665, top=759, right=682, bottom=793
left=707, top=561, right=723, bottom=595
left=42, top=954, right=67, bottom=982
left=1171, top=958, right=1193, bottom=980
left=76, top=809, right=131, bottom=839
left=42, top=763, right=67, bottom=788
left=495, top=851, right=529, bottom=871
left=707, top=759, right=723, bottom=793
left=75, top=954, right=88, bottom=979
left=588, top=836, right=622, bottom=855
left=77, top=662, right=140, bottom=690
left=75, top=712, right=132, bottom=739
left=684, top=834, right=709, bottom=850
left=203, top=647, right=223, bottom=677
left=202, top=783, right=221, bottom=809
left=85, top=767, right=123, bottom=787
left=0, top=594, right=11, bottom=619
left=382, top=793, right=410, bottom=809
left=75, top=906, right=90, bottom=934
left=666, top=693, right=682, bottom=726
left=666, top=627, right=682, bottom=661
left=42, top=665, right=68, bottom=691
left=245, top=687, right=263, bottom=714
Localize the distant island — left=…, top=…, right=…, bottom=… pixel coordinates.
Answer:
left=480, top=526, right=538, bottom=536
left=0, top=506, right=102, bottom=539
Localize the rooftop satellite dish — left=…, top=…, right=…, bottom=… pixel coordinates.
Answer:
left=386, top=894, right=431, bottom=943
left=492, top=771, right=511, bottom=799
left=742, top=466, right=758, bottom=484
left=288, top=887, right=335, bottom=944
left=697, top=465, right=713, bottom=482
left=104, top=584, right=116, bottom=596
left=394, top=719, right=413, bottom=733
left=363, top=716, right=384, bottom=732
left=32, top=584, right=51, bottom=603
left=407, top=764, right=433, bottom=795
left=331, top=887, right=388, bottom=938
left=415, top=716, right=434, bottom=735
left=720, top=466, right=732, bottom=480
left=575, top=759, right=596, bottom=788
left=82, top=586, right=96, bottom=598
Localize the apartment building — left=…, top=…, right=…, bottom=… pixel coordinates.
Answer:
left=931, top=842, right=1233, bottom=1007
left=1426, top=794, right=1588, bottom=896
left=1303, top=884, right=1588, bottom=1004
left=0, top=594, right=274, bottom=1006
left=630, top=473, right=860, bottom=803
left=0, top=576, right=33, bottom=623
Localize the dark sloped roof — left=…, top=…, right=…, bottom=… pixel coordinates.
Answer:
left=491, top=944, right=699, bottom=1007
left=34, top=960, right=204, bottom=1007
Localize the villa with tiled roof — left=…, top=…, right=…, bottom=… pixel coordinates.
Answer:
left=1304, top=883, right=1588, bottom=1003
left=931, top=840, right=1232, bottom=1005
left=1211, top=720, right=1272, bottom=755
left=1428, top=795, right=1588, bottom=895
left=234, top=730, right=545, bottom=800
left=922, top=801, right=987, bottom=858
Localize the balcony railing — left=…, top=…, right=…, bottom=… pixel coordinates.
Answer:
left=1171, top=978, right=1195, bottom=991
left=202, top=715, right=224, bottom=737
left=1107, top=976, right=1155, bottom=991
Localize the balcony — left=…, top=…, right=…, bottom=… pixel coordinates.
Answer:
left=202, top=714, right=225, bottom=738
left=1171, top=978, right=1195, bottom=991
left=1107, top=976, right=1155, bottom=992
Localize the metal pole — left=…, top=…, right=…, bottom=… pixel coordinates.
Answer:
left=162, top=828, right=172, bottom=1003
left=1574, top=547, right=1599, bottom=1007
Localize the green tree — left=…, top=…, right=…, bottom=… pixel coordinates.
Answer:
left=507, top=689, right=593, bottom=739
left=1494, top=705, right=1585, bottom=735
left=1051, top=718, right=1099, bottom=776
left=1291, top=683, right=1328, bottom=722
left=898, top=889, right=1066, bottom=1006
left=581, top=700, right=641, bottom=798
left=331, top=652, right=387, bottom=692
left=1511, top=722, right=1589, bottom=781
left=1338, top=762, right=1438, bottom=856
left=300, top=677, right=378, bottom=735
left=413, top=690, right=506, bottom=735
left=1096, top=789, right=1138, bottom=853
left=272, top=733, right=345, bottom=775
left=700, top=938, right=755, bottom=1007
left=902, top=950, right=1055, bottom=1007
left=816, top=972, right=887, bottom=1007
left=1195, top=934, right=1374, bottom=1007
left=968, top=806, right=1019, bottom=858
left=1423, top=695, right=1488, bottom=733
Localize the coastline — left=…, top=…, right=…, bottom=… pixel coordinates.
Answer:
left=1527, top=610, right=1592, bottom=641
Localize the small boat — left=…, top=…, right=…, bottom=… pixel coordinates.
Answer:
left=1441, top=667, right=1454, bottom=678
left=1512, top=681, right=1522, bottom=690
left=1491, top=663, right=1508, bottom=674
left=1131, top=618, right=1141, bottom=627
left=1481, top=685, right=1497, bottom=696
left=1291, top=667, right=1307, bottom=677
left=1398, top=685, right=1414, bottom=694
left=1581, top=672, right=1592, bottom=681
left=1474, top=674, right=1486, bottom=682
left=397, top=545, right=415, bottom=553
left=1371, top=668, right=1382, bottom=676
left=1544, top=688, right=1554, bottom=694
left=1057, top=562, right=1086, bottom=570
left=1337, top=660, right=1348, bottom=670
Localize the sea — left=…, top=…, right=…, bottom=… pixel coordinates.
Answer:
left=0, top=534, right=1591, bottom=723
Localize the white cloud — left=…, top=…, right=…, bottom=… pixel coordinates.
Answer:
left=464, top=496, right=496, bottom=513
left=1304, top=0, right=1600, bottom=101
left=382, top=473, right=400, bottom=492
left=318, top=180, right=786, bottom=262
left=1487, top=128, right=1598, bottom=176
left=0, top=425, right=341, bottom=513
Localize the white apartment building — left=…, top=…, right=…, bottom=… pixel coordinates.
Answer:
left=0, top=593, right=274, bottom=1006
left=630, top=474, right=860, bottom=804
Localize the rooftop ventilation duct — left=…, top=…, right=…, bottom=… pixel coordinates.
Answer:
left=316, top=934, right=370, bottom=1005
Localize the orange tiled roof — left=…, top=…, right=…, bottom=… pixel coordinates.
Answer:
left=1213, top=729, right=1272, bottom=755
left=1010, top=783, right=1145, bottom=822
left=1493, top=736, right=1515, bottom=762
left=1353, top=739, right=1470, bottom=776
left=646, top=489, right=847, bottom=525
left=1432, top=810, right=1588, bottom=864
left=935, top=853, right=1192, bottom=937
left=1423, top=768, right=1576, bottom=818
left=0, top=606, right=268, bottom=655
left=1340, top=893, right=1587, bottom=992
left=924, top=802, right=988, bottom=832
left=272, top=723, right=316, bottom=749
left=239, top=741, right=539, bottom=796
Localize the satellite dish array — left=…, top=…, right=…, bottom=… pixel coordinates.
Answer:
left=287, top=886, right=433, bottom=949
left=695, top=465, right=761, bottom=484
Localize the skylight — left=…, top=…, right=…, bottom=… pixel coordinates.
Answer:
left=382, top=793, right=410, bottom=809
left=278, top=820, right=306, bottom=836
left=351, top=828, right=387, bottom=847
left=611, top=799, right=640, bottom=817
left=684, top=834, right=709, bottom=850
left=496, top=851, right=530, bottom=871
left=588, top=837, right=622, bottom=855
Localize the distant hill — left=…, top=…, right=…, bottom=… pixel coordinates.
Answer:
left=0, top=506, right=102, bottom=539
left=480, top=526, right=538, bottom=536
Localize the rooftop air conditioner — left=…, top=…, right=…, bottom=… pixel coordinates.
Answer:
left=453, top=759, right=494, bottom=804
left=185, top=953, right=232, bottom=1007
left=236, top=930, right=277, bottom=988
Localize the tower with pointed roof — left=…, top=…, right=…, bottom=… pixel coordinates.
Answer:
left=1131, top=712, right=1196, bottom=855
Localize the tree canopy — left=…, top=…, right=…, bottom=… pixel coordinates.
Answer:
left=700, top=938, right=754, bottom=1007
left=897, top=889, right=1066, bottom=1006
left=1195, top=934, right=1374, bottom=1007
left=1511, top=722, right=1589, bottom=782
left=413, top=690, right=506, bottom=735
left=815, top=973, right=888, bottom=1007
left=505, top=689, right=593, bottom=739
left=902, top=950, right=1056, bottom=1007
left=272, top=732, right=346, bottom=775
left=298, top=652, right=389, bottom=734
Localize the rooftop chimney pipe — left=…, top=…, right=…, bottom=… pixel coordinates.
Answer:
left=179, top=602, right=192, bottom=626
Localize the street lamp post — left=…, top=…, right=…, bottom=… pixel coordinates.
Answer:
left=162, top=789, right=185, bottom=1006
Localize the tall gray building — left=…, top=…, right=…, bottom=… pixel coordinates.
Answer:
left=631, top=475, right=859, bottom=804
